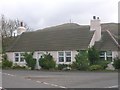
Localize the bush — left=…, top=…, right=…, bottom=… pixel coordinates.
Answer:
left=39, top=53, right=56, bottom=70
left=24, top=52, right=36, bottom=70
left=113, top=57, right=120, bottom=69
left=89, top=65, right=103, bottom=71
left=12, top=63, right=26, bottom=69
left=74, top=50, right=89, bottom=70
left=97, top=60, right=110, bottom=69
left=2, top=53, right=13, bottom=69
left=0, top=62, right=2, bottom=68
left=88, top=46, right=100, bottom=65
left=2, top=60, right=13, bottom=69
left=57, top=64, right=71, bottom=70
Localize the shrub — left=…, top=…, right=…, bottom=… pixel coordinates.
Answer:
left=57, top=64, right=71, bottom=70
left=0, top=62, right=2, bottom=68
left=113, top=57, right=120, bottom=69
left=12, top=63, right=26, bottom=69
left=39, top=53, right=56, bottom=70
left=2, top=60, right=13, bottom=68
left=24, top=52, right=36, bottom=70
left=88, top=46, right=100, bottom=65
left=74, top=50, right=89, bottom=70
left=97, top=60, right=110, bottom=69
left=2, top=53, right=13, bottom=69
left=89, top=65, right=103, bottom=71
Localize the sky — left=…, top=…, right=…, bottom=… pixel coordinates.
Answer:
left=0, top=0, right=119, bottom=30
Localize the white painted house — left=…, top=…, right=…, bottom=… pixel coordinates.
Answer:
left=5, top=16, right=119, bottom=69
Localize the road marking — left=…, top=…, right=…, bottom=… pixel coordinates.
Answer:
left=43, top=82, right=49, bottom=85
left=2, top=72, right=67, bottom=88
left=36, top=80, right=67, bottom=88
left=36, top=81, right=42, bottom=83
left=105, top=85, right=118, bottom=88
left=2, top=73, right=15, bottom=77
left=58, top=86, right=67, bottom=88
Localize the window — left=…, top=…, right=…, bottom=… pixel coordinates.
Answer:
left=15, top=53, right=19, bottom=62
left=99, top=51, right=112, bottom=61
left=99, top=51, right=105, bottom=57
left=15, top=57, right=19, bottom=62
left=106, top=51, right=112, bottom=56
left=58, top=52, right=64, bottom=62
left=14, top=53, right=24, bottom=62
left=58, top=51, right=72, bottom=63
left=65, top=52, right=71, bottom=62
left=20, top=53, right=24, bottom=62
left=106, top=51, right=112, bottom=61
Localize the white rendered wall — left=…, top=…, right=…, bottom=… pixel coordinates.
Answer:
left=112, top=51, right=119, bottom=59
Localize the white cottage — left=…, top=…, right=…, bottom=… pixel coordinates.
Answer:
left=5, top=16, right=119, bottom=69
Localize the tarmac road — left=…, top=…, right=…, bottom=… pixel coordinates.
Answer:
left=1, top=70, right=118, bottom=88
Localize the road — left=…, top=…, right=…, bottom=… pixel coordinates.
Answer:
left=1, top=70, right=118, bottom=88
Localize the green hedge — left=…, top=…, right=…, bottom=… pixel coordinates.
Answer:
left=89, top=65, right=103, bottom=71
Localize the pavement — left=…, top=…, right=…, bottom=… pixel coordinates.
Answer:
left=1, top=70, right=118, bottom=88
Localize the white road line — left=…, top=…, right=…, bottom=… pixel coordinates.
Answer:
left=43, top=82, right=49, bottom=85
left=51, top=84, right=59, bottom=87
left=58, top=86, right=67, bottom=88
left=36, top=81, right=42, bottom=83
left=36, top=80, right=67, bottom=88
left=105, top=85, right=118, bottom=88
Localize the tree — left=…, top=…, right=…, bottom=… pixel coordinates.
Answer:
left=0, top=14, right=32, bottom=38
left=39, top=53, right=56, bottom=70
left=88, top=46, right=100, bottom=65
left=23, top=52, right=36, bottom=70
left=73, top=50, right=89, bottom=70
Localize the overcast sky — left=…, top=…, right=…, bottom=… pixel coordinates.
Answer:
left=0, top=0, right=119, bottom=30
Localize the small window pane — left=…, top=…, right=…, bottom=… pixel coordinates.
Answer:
left=15, top=53, right=19, bottom=56
left=15, top=57, right=19, bottom=62
left=100, top=51, right=105, bottom=56
left=65, top=52, right=71, bottom=56
left=58, top=52, right=64, bottom=56
left=20, top=53, right=24, bottom=56
left=59, top=57, right=64, bottom=62
left=100, top=57, right=105, bottom=60
left=106, top=51, right=112, bottom=56
left=66, top=57, right=71, bottom=62
left=107, top=57, right=112, bottom=62
left=20, top=57, right=24, bottom=62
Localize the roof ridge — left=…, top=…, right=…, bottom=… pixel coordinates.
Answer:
left=106, top=30, right=120, bottom=48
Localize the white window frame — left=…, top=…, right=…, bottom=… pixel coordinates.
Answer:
left=14, top=52, right=25, bottom=63
left=58, top=51, right=65, bottom=63
left=65, top=51, right=71, bottom=62
left=99, top=51, right=112, bottom=61
left=57, top=51, right=72, bottom=64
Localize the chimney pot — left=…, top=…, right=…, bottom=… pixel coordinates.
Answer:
left=93, top=16, right=96, bottom=19
left=20, top=22, right=23, bottom=27
left=97, top=17, right=99, bottom=19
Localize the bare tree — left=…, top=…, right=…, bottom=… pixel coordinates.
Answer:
left=0, top=14, right=32, bottom=38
